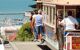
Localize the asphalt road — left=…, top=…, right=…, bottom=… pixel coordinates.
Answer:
left=5, top=42, right=51, bottom=50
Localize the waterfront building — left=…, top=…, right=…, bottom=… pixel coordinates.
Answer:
left=36, top=0, right=80, bottom=50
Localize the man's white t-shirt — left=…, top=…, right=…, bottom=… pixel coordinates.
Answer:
left=60, top=16, right=78, bottom=30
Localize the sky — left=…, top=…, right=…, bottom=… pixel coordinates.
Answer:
left=0, top=0, right=36, bottom=13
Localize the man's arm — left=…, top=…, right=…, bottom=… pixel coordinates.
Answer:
left=32, top=15, right=35, bottom=29
left=32, top=18, right=35, bottom=28
left=59, top=19, right=65, bottom=27
left=75, top=22, right=79, bottom=29
left=75, top=20, right=79, bottom=29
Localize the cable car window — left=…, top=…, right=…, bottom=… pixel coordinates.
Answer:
left=50, top=7, right=52, bottom=24
left=53, top=8, right=55, bottom=24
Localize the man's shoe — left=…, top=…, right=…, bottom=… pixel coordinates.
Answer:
left=33, top=39, right=39, bottom=42
left=39, top=42, right=46, bottom=45
left=33, top=39, right=37, bottom=42
left=41, top=39, right=45, bottom=43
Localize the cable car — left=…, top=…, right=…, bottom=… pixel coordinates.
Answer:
left=39, top=0, right=80, bottom=50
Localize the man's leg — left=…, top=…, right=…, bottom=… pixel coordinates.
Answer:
left=33, top=26, right=39, bottom=42
left=40, top=26, right=45, bottom=38
left=40, top=26, right=45, bottom=44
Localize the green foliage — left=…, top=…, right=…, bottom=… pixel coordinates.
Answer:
left=16, top=22, right=34, bottom=41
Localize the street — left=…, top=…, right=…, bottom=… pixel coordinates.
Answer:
left=4, top=42, right=51, bottom=50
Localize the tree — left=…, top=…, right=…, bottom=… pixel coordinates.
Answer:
left=16, top=22, right=33, bottom=41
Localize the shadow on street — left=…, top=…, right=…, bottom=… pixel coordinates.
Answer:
left=37, top=45, right=51, bottom=50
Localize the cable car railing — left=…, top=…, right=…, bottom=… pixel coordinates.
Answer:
left=63, top=30, right=80, bottom=50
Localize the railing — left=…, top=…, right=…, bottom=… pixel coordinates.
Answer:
left=64, top=30, right=80, bottom=50
left=44, top=24, right=59, bottom=50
